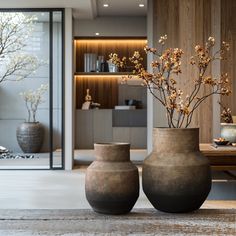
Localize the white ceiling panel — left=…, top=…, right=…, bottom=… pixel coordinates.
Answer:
left=0, top=0, right=147, bottom=18
left=97, top=0, right=147, bottom=16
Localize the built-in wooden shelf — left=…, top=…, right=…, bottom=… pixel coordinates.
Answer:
left=74, top=37, right=147, bottom=109
left=74, top=37, right=147, bottom=73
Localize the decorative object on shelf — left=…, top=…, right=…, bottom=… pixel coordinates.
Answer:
left=85, top=88, right=92, bottom=102
left=219, top=101, right=233, bottom=123
left=100, top=60, right=109, bottom=72
left=143, top=128, right=211, bottom=213
left=220, top=123, right=236, bottom=144
left=111, top=35, right=231, bottom=212
left=81, top=101, right=91, bottom=110
left=125, top=99, right=142, bottom=109
left=218, top=102, right=236, bottom=144
left=213, top=138, right=229, bottom=146
left=108, top=60, right=118, bottom=72
left=109, top=53, right=127, bottom=72
left=233, top=116, right=236, bottom=123
left=84, top=53, right=97, bottom=72
left=82, top=89, right=92, bottom=109
left=17, top=84, right=48, bottom=153
left=90, top=102, right=101, bottom=109
left=85, top=143, right=139, bottom=215
left=96, top=55, right=104, bottom=72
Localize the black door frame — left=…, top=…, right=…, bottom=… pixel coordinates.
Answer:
left=0, top=8, right=65, bottom=170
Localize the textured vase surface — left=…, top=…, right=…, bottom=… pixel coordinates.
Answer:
left=220, top=123, right=236, bottom=143
left=16, top=122, right=44, bottom=153
left=85, top=143, right=139, bottom=214
left=142, top=128, right=211, bottom=213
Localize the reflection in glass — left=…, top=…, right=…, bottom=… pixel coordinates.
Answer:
left=0, top=11, right=64, bottom=169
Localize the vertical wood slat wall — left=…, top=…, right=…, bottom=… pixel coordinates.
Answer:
left=220, top=0, right=236, bottom=115
left=75, top=76, right=118, bottom=109
left=152, top=0, right=236, bottom=142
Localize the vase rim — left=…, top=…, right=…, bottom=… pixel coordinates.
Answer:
left=94, top=142, right=130, bottom=146
left=153, top=127, right=199, bottom=130
left=220, top=123, right=236, bottom=125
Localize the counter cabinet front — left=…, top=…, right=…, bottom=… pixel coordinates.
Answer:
left=75, top=109, right=147, bottom=149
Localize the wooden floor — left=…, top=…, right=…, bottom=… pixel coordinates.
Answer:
left=0, top=168, right=235, bottom=210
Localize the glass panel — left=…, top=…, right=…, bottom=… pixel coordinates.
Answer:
left=52, top=11, right=63, bottom=169
left=0, top=11, right=51, bottom=169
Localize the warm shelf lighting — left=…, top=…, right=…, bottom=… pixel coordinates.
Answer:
left=75, top=75, right=123, bottom=78
left=103, top=4, right=109, bottom=7
left=75, top=39, right=147, bottom=45
left=139, top=4, right=145, bottom=7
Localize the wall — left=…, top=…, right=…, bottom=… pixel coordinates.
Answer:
left=220, top=0, right=236, bottom=116
left=150, top=0, right=232, bottom=142
left=73, top=16, right=146, bottom=37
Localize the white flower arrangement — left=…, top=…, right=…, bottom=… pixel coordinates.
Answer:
left=0, top=12, right=41, bottom=83
left=20, top=84, right=48, bottom=123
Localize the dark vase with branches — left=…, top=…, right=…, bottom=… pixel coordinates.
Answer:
left=110, top=35, right=230, bottom=212
left=16, top=84, right=48, bottom=153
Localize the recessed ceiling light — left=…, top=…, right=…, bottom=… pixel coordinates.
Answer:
left=139, top=4, right=145, bottom=7
left=95, top=32, right=100, bottom=36
left=103, top=4, right=109, bottom=7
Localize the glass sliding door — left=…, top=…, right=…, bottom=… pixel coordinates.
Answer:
left=0, top=9, right=64, bottom=170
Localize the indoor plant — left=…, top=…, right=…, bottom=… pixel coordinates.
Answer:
left=110, top=35, right=230, bottom=212
left=16, top=84, right=48, bottom=153
left=219, top=102, right=236, bottom=143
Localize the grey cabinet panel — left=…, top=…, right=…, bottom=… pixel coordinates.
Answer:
left=113, top=127, right=147, bottom=148
left=76, top=110, right=93, bottom=149
left=130, top=128, right=147, bottom=149
left=112, top=110, right=147, bottom=127
left=130, top=110, right=147, bottom=127
left=93, top=110, right=113, bottom=143
left=76, top=110, right=147, bottom=149
left=118, top=84, right=147, bottom=108
left=113, top=127, right=130, bottom=144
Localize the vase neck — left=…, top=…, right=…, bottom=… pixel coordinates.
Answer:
left=94, top=143, right=130, bottom=162
left=152, top=128, right=200, bottom=153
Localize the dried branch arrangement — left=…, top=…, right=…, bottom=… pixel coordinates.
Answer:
left=218, top=101, right=233, bottom=123
left=110, top=35, right=231, bottom=128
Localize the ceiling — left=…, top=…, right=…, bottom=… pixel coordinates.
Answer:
left=0, top=0, right=147, bottom=19
left=96, top=0, right=147, bottom=17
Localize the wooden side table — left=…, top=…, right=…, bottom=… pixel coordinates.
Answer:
left=200, top=143, right=236, bottom=171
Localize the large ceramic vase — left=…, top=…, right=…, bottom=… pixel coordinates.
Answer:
left=142, top=128, right=211, bottom=213
left=16, top=122, right=44, bottom=153
left=220, top=123, right=236, bottom=143
left=85, top=143, right=139, bottom=215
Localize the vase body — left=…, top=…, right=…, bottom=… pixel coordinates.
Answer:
left=85, top=143, right=139, bottom=214
left=142, top=128, right=211, bottom=213
left=16, top=122, right=44, bottom=153
left=220, top=123, right=236, bottom=143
